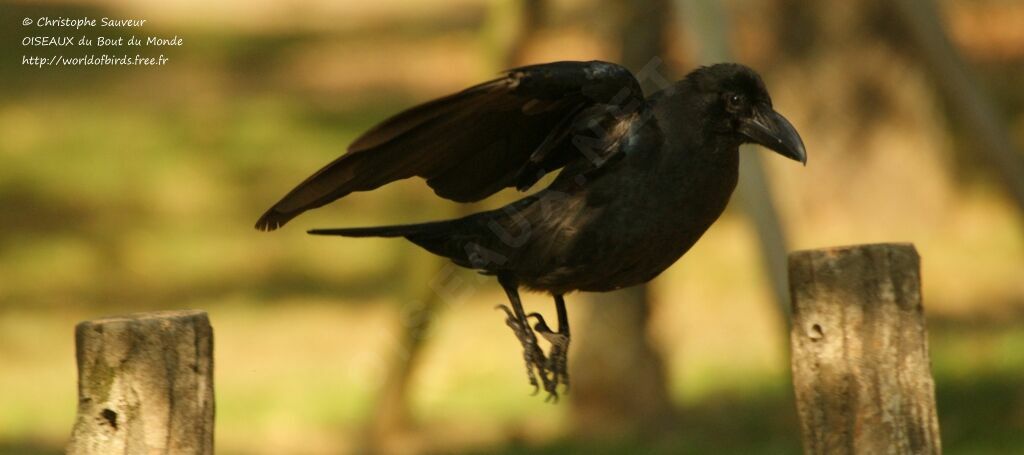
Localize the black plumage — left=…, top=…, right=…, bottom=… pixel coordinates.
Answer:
left=256, top=61, right=806, bottom=400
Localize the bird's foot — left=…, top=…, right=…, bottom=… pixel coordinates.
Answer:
left=527, top=313, right=570, bottom=400
left=496, top=305, right=555, bottom=397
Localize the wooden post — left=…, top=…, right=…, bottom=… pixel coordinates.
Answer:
left=788, top=243, right=941, bottom=455
left=68, top=310, right=214, bottom=455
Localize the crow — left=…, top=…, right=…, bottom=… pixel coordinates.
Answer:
left=256, top=61, right=806, bottom=400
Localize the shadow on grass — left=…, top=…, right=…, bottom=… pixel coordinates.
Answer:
left=445, top=390, right=801, bottom=455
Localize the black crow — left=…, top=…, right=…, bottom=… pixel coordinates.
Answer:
left=256, top=61, right=806, bottom=400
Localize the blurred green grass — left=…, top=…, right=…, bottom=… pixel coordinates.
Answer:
left=2, top=1, right=1024, bottom=454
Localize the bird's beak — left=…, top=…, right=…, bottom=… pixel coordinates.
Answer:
left=739, top=108, right=807, bottom=165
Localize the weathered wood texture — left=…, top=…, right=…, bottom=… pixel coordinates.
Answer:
left=788, top=243, right=941, bottom=455
left=67, top=310, right=214, bottom=455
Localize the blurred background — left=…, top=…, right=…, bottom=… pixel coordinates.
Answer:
left=2, top=0, right=1023, bottom=453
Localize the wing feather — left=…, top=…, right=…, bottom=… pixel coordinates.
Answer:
left=256, top=60, right=645, bottom=231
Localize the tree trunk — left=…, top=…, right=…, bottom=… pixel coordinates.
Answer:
left=788, top=243, right=941, bottom=454
left=571, top=286, right=674, bottom=437
left=67, top=310, right=214, bottom=455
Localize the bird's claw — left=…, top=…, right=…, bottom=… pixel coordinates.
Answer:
left=495, top=305, right=565, bottom=399
left=527, top=313, right=571, bottom=395
left=496, top=305, right=550, bottom=395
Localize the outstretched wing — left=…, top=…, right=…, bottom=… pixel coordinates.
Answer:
left=255, top=60, right=645, bottom=231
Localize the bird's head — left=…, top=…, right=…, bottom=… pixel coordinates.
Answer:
left=685, top=63, right=806, bottom=165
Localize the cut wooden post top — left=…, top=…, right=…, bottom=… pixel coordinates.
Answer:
left=76, top=309, right=208, bottom=326
left=789, top=242, right=918, bottom=261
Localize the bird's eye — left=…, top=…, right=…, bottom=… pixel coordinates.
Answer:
left=727, top=93, right=744, bottom=107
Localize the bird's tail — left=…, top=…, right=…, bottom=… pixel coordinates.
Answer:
left=307, top=218, right=461, bottom=238
left=308, top=218, right=475, bottom=265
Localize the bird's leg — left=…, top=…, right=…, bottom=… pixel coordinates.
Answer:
left=526, top=294, right=570, bottom=398
left=495, top=275, right=554, bottom=397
